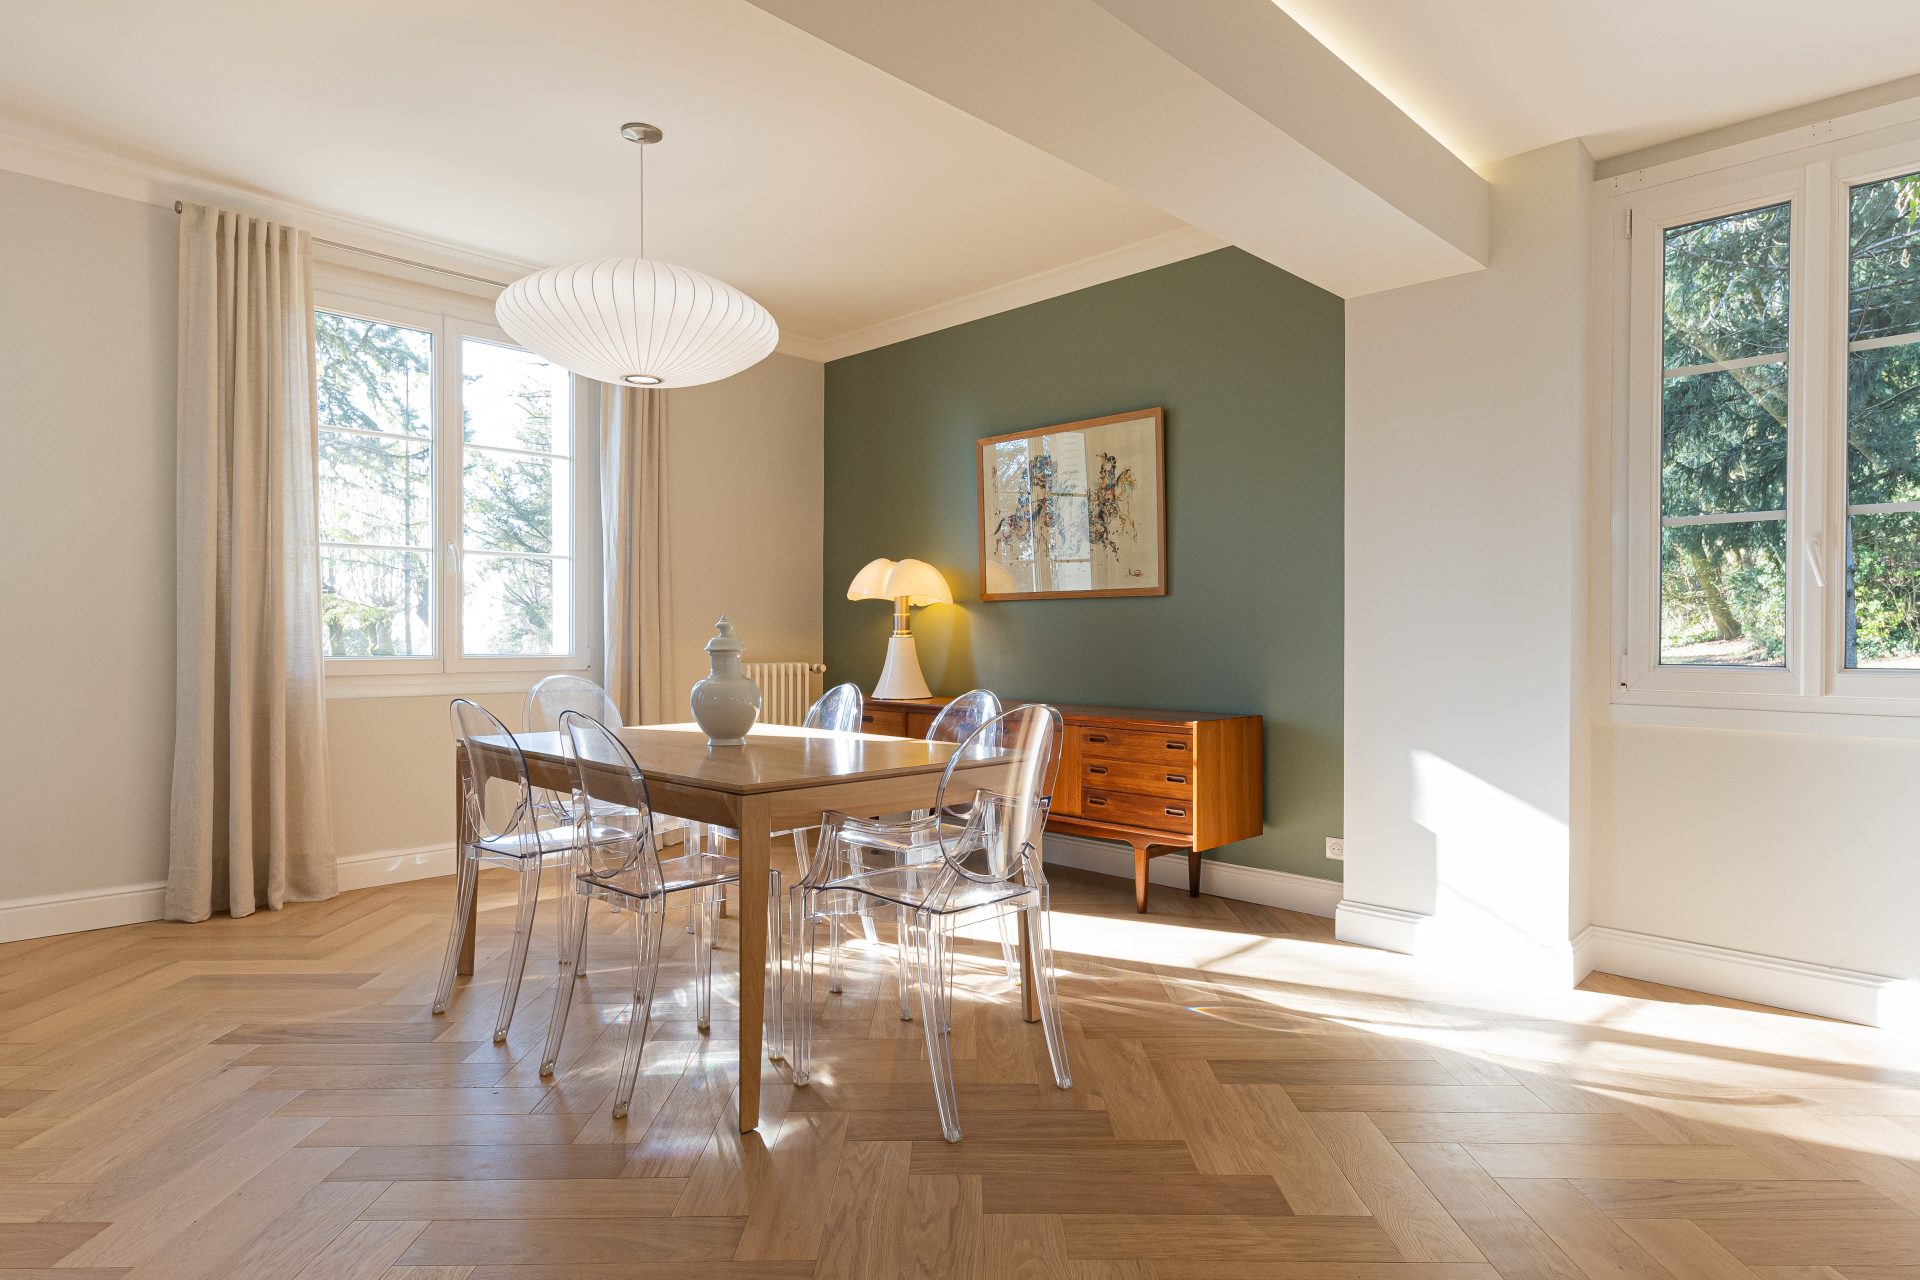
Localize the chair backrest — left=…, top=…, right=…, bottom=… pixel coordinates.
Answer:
left=805, top=682, right=865, bottom=733
left=525, top=674, right=622, bottom=734
left=925, top=688, right=1003, bottom=750
left=451, top=698, right=534, bottom=844
left=559, top=710, right=661, bottom=889
left=932, top=703, right=1062, bottom=884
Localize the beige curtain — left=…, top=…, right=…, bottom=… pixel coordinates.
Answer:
left=601, top=383, right=674, bottom=723
left=167, top=204, right=336, bottom=922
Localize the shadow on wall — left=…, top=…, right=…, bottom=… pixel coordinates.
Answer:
left=928, top=605, right=976, bottom=694
left=1411, top=749, right=1570, bottom=965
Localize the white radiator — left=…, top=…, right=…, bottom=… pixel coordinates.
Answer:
left=742, top=661, right=826, bottom=726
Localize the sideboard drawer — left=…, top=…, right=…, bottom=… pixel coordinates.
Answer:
left=1080, top=758, right=1193, bottom=799
left=1080, top=788, right=1194, bottom=834
left=860, top=708, right=908, bottom=736
left=1072, top=724, right=1194, bottom=764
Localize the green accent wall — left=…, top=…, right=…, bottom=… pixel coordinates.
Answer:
left=823, top=248, right=1342, bottom=881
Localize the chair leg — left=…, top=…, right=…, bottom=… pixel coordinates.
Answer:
left=540, top=891, right=591, bottom=1075
left=1025, top=896, right=1073, bottom=1090
left=491, top=858, right=543, bottom=1043
left=895, top=904, right=914, bottom=1022
left=432, top=847, right=479, bottom=1015
left=915, top=912, right=963, bottom=1143
left=827, top=915, right=845, bottom=995
left=694, top=887, right=715, bottom=1032
left=612, top=900, right=667, bottom=1119
left=995, top=912, right=1020, bottom=982
left=766, top=869, right=785, bottom=1062
left=793, top=886, right=816, bottom=1086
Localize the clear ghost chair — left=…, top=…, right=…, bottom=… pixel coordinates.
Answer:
left=792, top=704, right=1071, bottom=1142
left=539, top=711, right=784, bottom=1118
left=920, top=691, right=1020, bottom=983
left=830, top=688, right=1012, bottom=1016
left=434, top=699, right=606, bottom=1041
left=525, top=673, right=700, bottom=851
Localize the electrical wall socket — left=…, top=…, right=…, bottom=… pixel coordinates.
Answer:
left=1325, top=837, right=1344, bottom=861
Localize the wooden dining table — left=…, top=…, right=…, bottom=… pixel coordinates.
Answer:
left=454, top=721, right=1031, bottom=1133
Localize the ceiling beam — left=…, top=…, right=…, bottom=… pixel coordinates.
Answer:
left=746, top=0, right=1488, bottom=297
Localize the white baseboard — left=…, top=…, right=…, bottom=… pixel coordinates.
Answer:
left=336, top=843, right=456, bottom=892
left=1335, top=899, right=1591, bottom=989
left=1, top=841, right=472, bottom=945
left=1334, top=899, right=1429, bottom=953
left=1582, top=924, right=1920, bottom=1033
left=0, top=881, right=169, bottom=945
left=1043, top=834, right=1343, bottom=917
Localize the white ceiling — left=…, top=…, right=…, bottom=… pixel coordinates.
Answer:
left=7, top=1, right=1920, bottom=346
left=1278, top=0, right=1920, bottom=167
left=0, top=0, right=1185, bottom=348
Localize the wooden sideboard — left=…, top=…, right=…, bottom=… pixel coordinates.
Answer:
left=863, top=696, right=1263, bottom=913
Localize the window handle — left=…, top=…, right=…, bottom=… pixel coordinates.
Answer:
left=1805, top=535, right=1826, bottom=590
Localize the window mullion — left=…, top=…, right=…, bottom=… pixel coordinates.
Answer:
left=1792, top=158, right=1833, bottom=696
left=438, top=314, right=460, bottom=674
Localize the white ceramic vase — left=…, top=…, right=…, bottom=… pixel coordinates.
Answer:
left=690, top=615, right=762, bottom=746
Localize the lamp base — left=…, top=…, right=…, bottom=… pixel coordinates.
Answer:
left=872, top=633, right=932, bottom=700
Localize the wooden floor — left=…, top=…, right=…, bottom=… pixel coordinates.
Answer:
left=4, top=859, right=1920, bottom=1280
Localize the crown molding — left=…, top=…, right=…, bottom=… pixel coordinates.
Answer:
left=0, top=116, right=546, bottom=287
left=812, top=225, right=1224, bottom=362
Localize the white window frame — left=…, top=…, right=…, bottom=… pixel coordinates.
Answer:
left=1605, top=109, right=1920, bottom=730
left=316, top=273, right=596, bottom=698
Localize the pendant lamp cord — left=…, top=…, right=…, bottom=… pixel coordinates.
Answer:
left=637, top=138, right=646, bottom=259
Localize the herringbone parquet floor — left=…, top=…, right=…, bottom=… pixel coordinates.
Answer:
left=4, top=853, right=1920, bottom=1279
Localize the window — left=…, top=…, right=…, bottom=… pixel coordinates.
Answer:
left=314, top=290, right=590, bottom=685
left=1844, top=170, right=1920, bottom=670
left=1613, top=126, right=1920, bottom=722
left=1657, top=202, right=1791, bottom=667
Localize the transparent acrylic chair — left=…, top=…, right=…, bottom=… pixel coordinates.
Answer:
left=792, top=704, right=1072, bottom=1142
left=433, top=699, right=606, bottom=1042
left=525, top=672, right=701, bottom=853
left=921, top=691, right=1020, bottom=983
left=539, top=711, right=784, bottom=1118
left=835, top=687, right=1012, bottom=1015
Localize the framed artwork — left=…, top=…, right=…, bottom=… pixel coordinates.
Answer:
left=976, top=407, right=1166, bottom=600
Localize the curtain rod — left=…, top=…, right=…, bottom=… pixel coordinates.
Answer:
left=172, top=200, right=511, bottom=289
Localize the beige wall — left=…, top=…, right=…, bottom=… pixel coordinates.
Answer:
left=1342, top=141, right=1593, bottom=966
left=0, top=168, right=826, bottom=902
left=663, top=353, right=825, bottom=703
left=0, top=169, right=178, bottom=900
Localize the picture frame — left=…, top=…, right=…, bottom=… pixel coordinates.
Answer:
left=976, top=407, right=1166, bottom=600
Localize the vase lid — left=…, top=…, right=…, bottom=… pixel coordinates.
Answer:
left=705, top=615, right=745, bottom=654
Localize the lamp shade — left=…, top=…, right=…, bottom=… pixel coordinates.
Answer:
left=884, top=559, right=953, bottom=607
left=496, top=257, right=779, bottom=389
left=846, top=557, right=897, bottom=602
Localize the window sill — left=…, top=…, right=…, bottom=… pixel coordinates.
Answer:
left=1606, top=688, right=1920, bottom=740
left=324, top=668, right=584, bottom=701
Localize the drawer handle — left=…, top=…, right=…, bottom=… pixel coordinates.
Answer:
left=1086, top=733, right=1108, bottom=744
left=1087, top=765, right=1108, bottom=776
left=1087, top=796, right=1108, bottom=807
left=1165, top=740, right=1188, bottom=752
left=1165, top=806, right=1187, bottom=818
left=861, top=715, right=875, bottom=723
left=1166, top=773, right=1186, bottom=784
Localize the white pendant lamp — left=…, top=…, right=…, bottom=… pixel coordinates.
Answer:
left=496, top=123, right=778, bottom=389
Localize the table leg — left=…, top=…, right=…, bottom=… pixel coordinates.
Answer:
left=734, top=794, right=771, bottom=1133
left=456, top=758, right=475, bottom=977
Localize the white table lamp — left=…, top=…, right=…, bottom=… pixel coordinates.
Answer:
left=848, top=557, right=953, bottom=699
